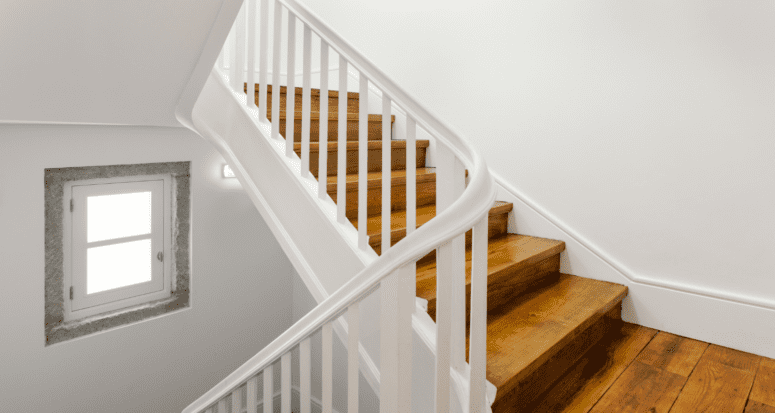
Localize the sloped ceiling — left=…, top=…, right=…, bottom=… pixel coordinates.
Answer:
left=0, top=0, right=225, bottom=127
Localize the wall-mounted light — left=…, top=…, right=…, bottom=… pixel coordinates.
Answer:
left=223, top=164, right=236, bottom=178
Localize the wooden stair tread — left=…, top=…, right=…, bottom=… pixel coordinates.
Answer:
left=270, top=111, right=395, bottom=122
left=415, top=234, right=566, bottom=306
left=475, top=273, right=627, bottom=397
left=351, top=201, right=510, bottom=238
left=295, top=140, right=430, bottom=152
left=327, top=168, right=436, bottom=192
left=246, top=83, right=360, bottom=99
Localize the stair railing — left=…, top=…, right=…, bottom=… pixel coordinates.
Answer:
left=183, top=0, right=496, bottom=411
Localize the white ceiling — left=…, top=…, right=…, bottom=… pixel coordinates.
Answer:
left=0, top=0, right=225, bottom=127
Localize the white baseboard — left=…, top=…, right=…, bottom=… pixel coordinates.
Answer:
left=493, top=171, right=775, bottom=359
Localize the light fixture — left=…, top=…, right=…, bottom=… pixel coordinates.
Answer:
left=223, top=164, right=236, bottom=178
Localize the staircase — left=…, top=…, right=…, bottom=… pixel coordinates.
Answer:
left=184, top=1, right=630, bottom=411
left=248, top=84, right=629, bottom=412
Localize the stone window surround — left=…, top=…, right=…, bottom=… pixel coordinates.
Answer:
left=44, top=161, right=191, bottom=346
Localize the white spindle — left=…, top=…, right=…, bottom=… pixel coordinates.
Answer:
left=301, top=24, right=312, bottom=178
left=469, top=215, right=489, bottom=413
left=337, top=56, right=348, bottom=224
left=449, top=157, right=467, bottom=372
left=397, top=262, right=414, bottom=411
left=300, top=337, right=311, bottom=413
left=406, top=117, right=417, bottom=237
left=229, top=16, right=238, bottom=91
left=380, top=271, right=400, bottom=413
left=263, top=365, right=273, bottom=413
left=234, top=4, right=246, bottom=95
left=281, top=352, right=291, bottom=413
left=231, top=388, right=242, bottom=413
left=270, top=0, right=282, bottom=138
left=358, top=75, right=369, bottom=249
left=258, top=0, right=269, bottom=120
left=434, top=143, right=456, bottom=413
left=405, top=118, right=417, bottom=310
left=218, top=398, right=227, bottom=413
left=247, top=376, right=258, bottom=413
left=285, top=14, right=296, bottom=158
left=381, top=94, right=391, bottom=253
left=318, top=41, right=329, bottom=198
left=322, top=322, right=333, bottom=413
left=246, top=0, right=256, bottom=109
left=347, top=303, right=360, bottom=413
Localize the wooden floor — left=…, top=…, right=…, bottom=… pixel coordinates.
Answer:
left=527, top=322, right=775, bottom=413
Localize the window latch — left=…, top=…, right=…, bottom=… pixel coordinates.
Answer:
left=157, top=251, right=163, bottom=262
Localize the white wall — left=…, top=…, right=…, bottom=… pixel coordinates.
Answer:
left=293, top=0, right=775, bottom=331
left=0, top=124, right=296, bottom=413
left=0, top=0, right=226, bottom=127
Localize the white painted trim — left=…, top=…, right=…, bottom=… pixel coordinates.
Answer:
left=493, top=170, right=775, bottom=359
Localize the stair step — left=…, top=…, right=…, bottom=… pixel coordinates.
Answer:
left=327, top=168, right=437, bottom=219
left=295, top=140, right=429, bottom=178
left=352, top=201, right=513, bottom=256
left=477, top=274, right=628, bottom=411
left=269, top=111, right=395, bottom=142
left=417, top=233, right=566, bottom=321
left=245, top=83, right=359, bottom=114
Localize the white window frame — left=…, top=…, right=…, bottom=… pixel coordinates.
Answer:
left=62, top=174, right=173, bottom=322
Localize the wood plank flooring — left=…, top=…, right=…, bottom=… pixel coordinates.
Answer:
left=526, top=324, right=775, bottom=413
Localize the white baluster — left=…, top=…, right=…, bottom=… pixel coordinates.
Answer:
left=246, top=0, right=256, bottom=110
left=358, top=75, right=369, bottom=249
left=406, top=117, right=417, bottom=237
left=322, top=322, right=333, bottom=413
left=318, top=40, right=329, bottom=199
left=397, top=262, right=414, bottom=411
left=348, top=303, right=360, bottom=413
left=229, top=16, right=238, bottom=91
left=434, top=143, right=455, bottom=413
left=281, top=352, right=291, bottom=413
left=285, top=14, right=296, bottom=158
left=258, top=0, right=269, bottom=120
left=337, top=56, right=348, bottom=224
left=263, top=365, right=273, bottom=413
left=380, top=271, right=399, bottom=413
left=405, top=117, right=417, bottom=304
left=234, top=3, right=246, bottom=96
left=301, top=24, right=312, bottom=178
left=381, top=94, right=391, bottom=253
left=270, top=0, right=282, bottom=137
left=469, top=215, right=489, bottom=413
left=247, top=376, right=258, bottom=413
left=381, top=265, right=415, bottom=412
left=300, top=337, right=311, bottom=413
left=218, top=398, right=227, bottom=413
left=449, top=157, right=467, bottom=373
left=231, top=387, right=242, bottom=413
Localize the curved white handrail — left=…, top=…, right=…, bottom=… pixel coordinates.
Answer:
left=183, top=0, right=497, bottom=410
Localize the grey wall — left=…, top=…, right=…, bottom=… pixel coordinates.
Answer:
left=295, top=0, right=775, bottom=312
left=0, top=124, right=296, bottom=413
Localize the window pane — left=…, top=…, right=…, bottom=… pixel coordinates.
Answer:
left=87, top=191, right=152, bottom=243
left=87, top=239, right=152, bottom=294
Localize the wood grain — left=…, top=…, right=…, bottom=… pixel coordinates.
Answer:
left=327, top=168, right=436, bottom=219
left=747, top=400, right=775, bottom=413
left=750, top=358, right=775, bottom=407
left=269, top=111, right=395, bottom=142
left=528, top=324, right=658, bottom=413
left=589, top=360, right=687, bottom=413
left=298, top=140, right=429, bottom=178
left=479, top=274, right=627, bottom=398
left=635, top=332, right=708, bottom=377
left=245, top=83, right=360, bottom=114
left=670, top=345, right=760, bottom=413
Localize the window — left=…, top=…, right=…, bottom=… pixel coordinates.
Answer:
left=44, top=162, right=191, bottom=346
left=63, top=175, right=172, bottom=321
